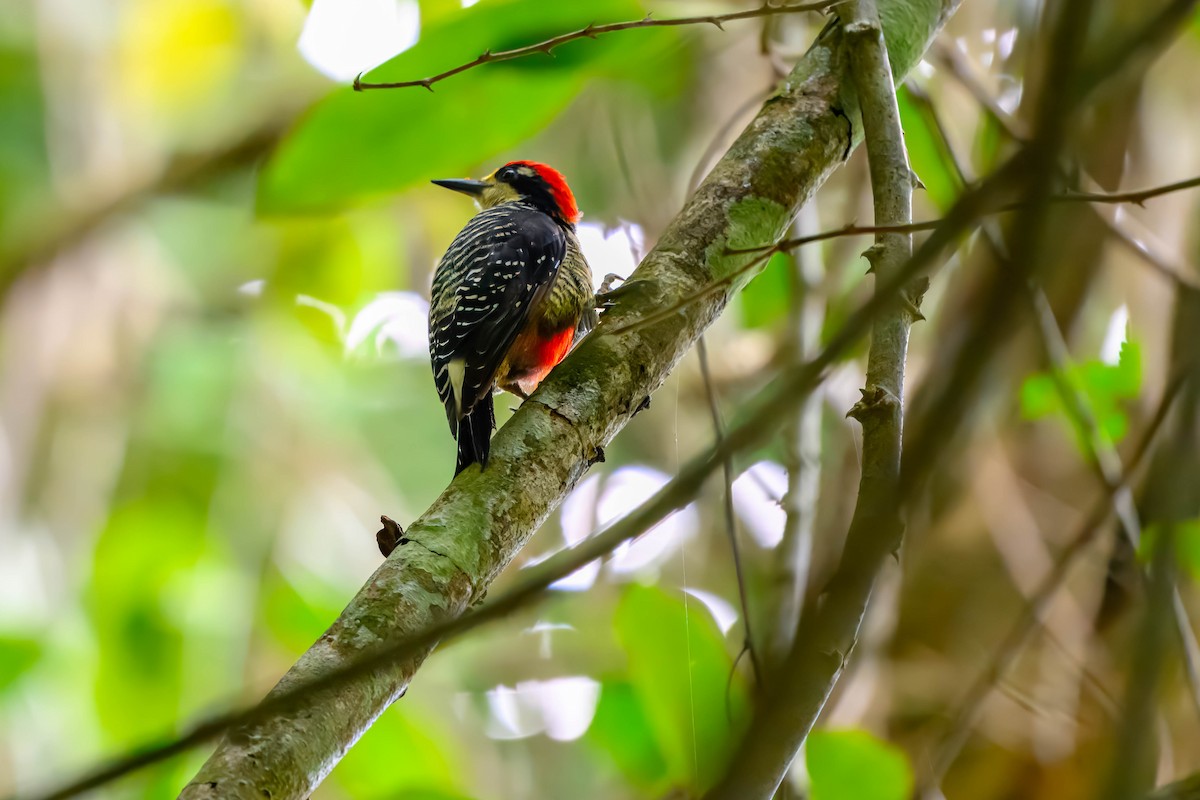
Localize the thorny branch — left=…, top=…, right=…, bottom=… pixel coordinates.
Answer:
left=704, top=0, right=924, bottom=791
left=353, top=1, right=841, bottom=91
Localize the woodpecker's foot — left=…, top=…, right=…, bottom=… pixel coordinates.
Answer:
left=377, top=515, right=408, bottom=557
left=598, top=272, right=626, bottom=294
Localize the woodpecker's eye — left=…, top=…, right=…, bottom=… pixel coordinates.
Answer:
left=497, top=166, right=517, bottom=182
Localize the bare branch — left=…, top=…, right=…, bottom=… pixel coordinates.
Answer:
left=697, top=336, right=764, bottom=687
left=354, top=1, right=842, bottom=91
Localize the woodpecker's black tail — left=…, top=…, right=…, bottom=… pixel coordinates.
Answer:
left=455, top=399, right=496, bottom=475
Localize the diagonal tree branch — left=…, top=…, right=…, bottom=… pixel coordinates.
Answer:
left=0, top=119, right=287, bottom=296
left=353, top=0, right=841, bottom=91
left=160, top=3, right=963, bottom=798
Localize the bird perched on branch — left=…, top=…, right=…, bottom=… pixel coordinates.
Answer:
left=429, top=161, right=596, bottom=476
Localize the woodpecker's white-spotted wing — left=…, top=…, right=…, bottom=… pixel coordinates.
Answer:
left=429, top=204, right=567, bottom=434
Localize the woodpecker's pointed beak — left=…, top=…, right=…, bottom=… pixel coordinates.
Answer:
left=432, top=178, right=490, bottom=196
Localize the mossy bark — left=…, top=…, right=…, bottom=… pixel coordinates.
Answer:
left=180, top=1, right=960, bottom=796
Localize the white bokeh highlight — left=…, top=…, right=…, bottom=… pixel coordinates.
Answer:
left=732, top=461, right=788, bottom=549
left=685, top=587, right=739, bottom=636
left=345, top=291, right=430, bottom=359
left=298, top=0, right=420, bottom=82
left=576, top=222, right=645, bottom=292
left=483, top=676, right=601, bottom=741
left=1100, top=304, right=1129, bottom=366
left=603, top=466, right=698, bottom=575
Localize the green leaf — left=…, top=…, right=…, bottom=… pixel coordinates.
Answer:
left=1137, top=519, right=1200, bottom=581
left=807, top=729, right=913, bottom=800
left=897, top=86, right=962, bottom=212
left=0, top=635, right=41, bottom=694
left=259, top=0, right=681, bottom=214
left=613, top=585, right=749, bottom=792
left=587, top=680, right=670, bottom=789
left=739, top=251, right=792, bottom=330
left=1019, top=331, right=1142, bottom=445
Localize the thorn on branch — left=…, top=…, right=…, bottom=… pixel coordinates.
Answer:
left=904, top=276, right=931, bottom=323
left=909, top=168, right=926, bottom=191
left=377, top=515, right=408, bottom=557
left=846, top=385, right=898, bottom=422
left=420, top=79, right=435, bottom=92
left=352, top=73, right=365, bottom=92
left=861, top=242, right=885, bottom=273
left=583, top=22, right=599, bottom=39
left=708, top=16, right=726, bottom=30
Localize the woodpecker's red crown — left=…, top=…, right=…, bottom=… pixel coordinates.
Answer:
left=498, top=161, right=581, bottom=225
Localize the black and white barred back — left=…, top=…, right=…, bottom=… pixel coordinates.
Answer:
left=428, top=202, right=567, bottom=472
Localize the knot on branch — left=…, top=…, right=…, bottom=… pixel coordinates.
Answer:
left=377, top=515, right=408, bottom=557
left=846, top=384, right=898, bottom=421
left=586, top=445, right=606, bottom=467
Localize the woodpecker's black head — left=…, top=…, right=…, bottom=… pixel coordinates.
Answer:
left=432, top=161, right=581, bottom=227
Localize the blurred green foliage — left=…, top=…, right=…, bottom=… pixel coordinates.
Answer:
left=1020, top=333, right=1142, bottom=445
left=806, top=729, right=914, bottom=800
left=1138, top=520, right=1200, bottom=581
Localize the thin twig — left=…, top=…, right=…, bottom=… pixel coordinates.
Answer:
left=607, top=168, right=1200, bottom=339
left=353, top=1, right=841, bottom=91
left=1046, top=175, right=1200, bottom=206
left=697, top=336, right=764, bottom=687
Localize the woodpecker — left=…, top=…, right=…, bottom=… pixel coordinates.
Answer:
left=429, top=161, right=596, bottom=475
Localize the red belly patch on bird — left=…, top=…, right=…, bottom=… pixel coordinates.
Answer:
left=507, top=325, right=575, bottom=396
